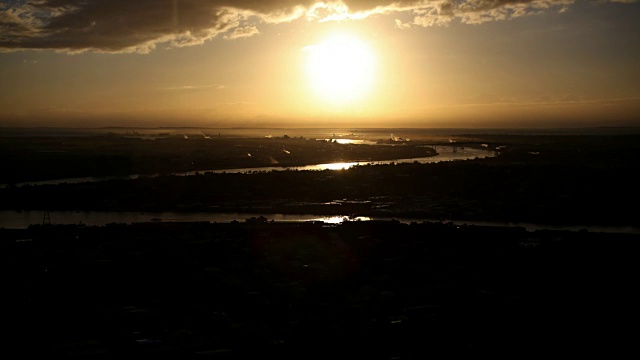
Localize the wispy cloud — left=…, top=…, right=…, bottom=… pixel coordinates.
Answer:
left=223, top=25, right=259, bottom=40
left=0, top=1, right=635, bottom=53
left=161, top=85, right=225, bottom=91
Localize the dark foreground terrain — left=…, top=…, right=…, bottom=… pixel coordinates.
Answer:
left=2, top=220, right=639, bottom=358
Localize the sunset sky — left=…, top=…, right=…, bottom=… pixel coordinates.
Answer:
left=1, top=0, right=639, bottom=128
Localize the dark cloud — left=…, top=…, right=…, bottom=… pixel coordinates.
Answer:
left=0, top=0, right=633, bottom=53
left=413, top=0, right=575, bottom=26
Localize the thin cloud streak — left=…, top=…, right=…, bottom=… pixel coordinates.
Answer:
left=161, top=85, right=226, bottom=91
left=0, top=0, right=633, bottom=53
left=223, top=25, right=259, bottom=40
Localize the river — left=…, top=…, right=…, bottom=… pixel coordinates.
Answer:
left=0, top=146, right=499, bottom=229
left=1, top=146, right=493, bottom=188
left=4, top=145, right=636, bottom=233
left=3, top=145, right=636, bottom=233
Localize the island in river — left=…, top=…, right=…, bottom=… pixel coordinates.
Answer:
left=0, top=132, right=440, bottom=185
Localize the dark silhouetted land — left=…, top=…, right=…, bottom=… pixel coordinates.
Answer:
left=3, top=221, right=639, bottom=357
left=0, top=132, right=436, bottom=184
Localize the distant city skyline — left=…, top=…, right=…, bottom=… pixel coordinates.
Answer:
left=1, top=1, right=639, bottom=128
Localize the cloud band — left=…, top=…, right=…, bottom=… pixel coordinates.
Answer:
left=0, top=1, right=627, bottom=53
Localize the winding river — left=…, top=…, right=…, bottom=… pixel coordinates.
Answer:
left=6, top=146, right=635, bottom=233
left=11, top=146, right=599, bottom=231
left=1, top=146, right=493, bottom=188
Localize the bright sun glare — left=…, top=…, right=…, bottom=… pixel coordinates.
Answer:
left=304, top=33, right=377, bottom=106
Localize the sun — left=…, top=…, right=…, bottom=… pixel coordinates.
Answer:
left=303, top=32, right=377, bottom=107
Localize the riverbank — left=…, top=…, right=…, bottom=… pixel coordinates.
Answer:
left=0, top=146, right=492, bottom=188
left=3, top=209, right=640, bottom=234
left=0, top=134, right=445, bottom=185
left=3, top=154, right=638, bottom=228
left=2, top=133, right=639, bottom=229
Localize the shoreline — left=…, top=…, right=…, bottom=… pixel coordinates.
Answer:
left=2, top=209, right=639, bottom=234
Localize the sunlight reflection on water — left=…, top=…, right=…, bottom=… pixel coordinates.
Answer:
left=308, top=216, right=372, bottom=223
left=0, top=147, right=494, bottom=188
left=317, top=162, right=360, bottom=170
left=317, top=139, right=374, bottom=145
left=1, top=210, right=638, bottom=234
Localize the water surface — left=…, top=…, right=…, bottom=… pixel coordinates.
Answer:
left=2, top=147, right=493, bottom=188
left=1, top=210, right=638, bottom=234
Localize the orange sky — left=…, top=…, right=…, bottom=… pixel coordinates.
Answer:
left=1, top=1, right=639, bottom=128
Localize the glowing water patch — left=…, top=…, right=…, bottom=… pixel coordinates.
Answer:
left=317, top=162, right=360, bottom=170
left=308, top=216, right=372, bottom=224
